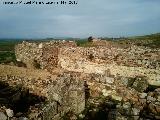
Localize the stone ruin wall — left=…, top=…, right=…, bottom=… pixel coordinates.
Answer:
left=15, top=41, right=160, bottom=71
left=15, top=41, right=160, bottom=85
left=58, top=46, right=160, bottom=85
left=15, top=41, right=43, bottom=68
left=40, top=41, right=76, bottom=72
left=1, top=64, right=160, bottom=119
left=83, top=72, right=160, bottom=119
left=59, top=46, right=160, bottom=70
left=13, top=41, right=160, bottom=119
left=0, top=65, right=85, bottom=120
left=15, top=41, right=77, bottom=69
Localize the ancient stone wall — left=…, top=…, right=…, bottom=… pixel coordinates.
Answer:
left=15, top=41, right=160, bottom=86
left=59, top=46, right=160, bottom=70
left=15, top=41, right=160, bottom=71
left=0, top=65, right=85, bottom=119
left=15, top=40, right=77, bottom=69
left=82, top=72, right=160, bottom=119
left=5, top=40, right=160, bottom=119
left=57, top=46, right=160, bottom=87
left=15, top=41, right=43, bottom=68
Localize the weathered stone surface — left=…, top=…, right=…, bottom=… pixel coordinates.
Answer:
left=105, top=77, right=115, bottom=84
left=5, top=108, right=14, bottom=117
left=148, top=103, right=157, bottom=114
left=47, top=72, right=85, bottom=115
left=155, top=116, right=160, bottom=119
left=112, top=94, right=122, bottom=101
left=155, top=105, right=160, bottom=114
left=123, top=102, right=131, bottom=109
left=0, top=40, right=160, bottom=120
left=133, top=116, right=139, bottom=120
left=0, top=69, right=85, bottom=119
left=139, top=93, right=147, bottom=99
left=0, top=112, right=7, bottom=120
left=132, top=77, right=148, bottom=92
left=147, top=96, right=156, bottom=102
left=102, top=89, right=112, bottom=97
left=18, top=117, right=28, bottom=120
left=158, top=96, right=160, bottom=102
left=149, top=80, right=160, bottom=87
left=132, top=108, right=140, bottom=116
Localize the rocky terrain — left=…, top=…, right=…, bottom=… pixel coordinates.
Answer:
left=0, top=37, right=160, bottom=120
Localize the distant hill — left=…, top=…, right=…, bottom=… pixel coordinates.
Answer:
left=115, top=33, right=160, bottom=48
left=0, top=33, right=160, bottom=52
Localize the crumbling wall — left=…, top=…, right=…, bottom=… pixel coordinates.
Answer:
left=10, top=40, right=160, bottom=119
left=0, top=65, right=85, bottom=119
left=42, top=45, right=59, bottom=71
left=83, top=72, right=160, bottom=119
left=59, top=46, right=160, bottom=70
left=47, top=72, right=85, bottom=115
left=57, top=46, right=160, bottom=86
left=15, top=40, right=77, bottom=69
left=15, top=41, right=160, bottom=87
left=15, top=41, right=43, bottom=69
left=15, top=41, right=160, bottom=71
left=0, top=69, right=159, bottom=119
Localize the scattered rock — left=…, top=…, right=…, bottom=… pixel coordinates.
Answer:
left=18, top=117, right=28, bottom=120
left=147, top=96, right=156, bottom=102
left=102, top=89, right=112, bottom=97
left=123, top=102, right=131, bottom=109
left=139, top=93, right=147, bottom=99
left=132, top=108, right=140, bottom=115
left=112, top=94, right=122, bottom=101
left=116, top=116, right=128, bottom=120
left=105, top=77, right=114, bottom=84
left=79, top=114, right=85, bottom=119
left=149, top=80, right=160, bottom=87
left=5, top=108, right=14, bottom=117
left=148, top=103, right=157, bottom=114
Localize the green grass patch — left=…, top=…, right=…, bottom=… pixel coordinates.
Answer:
left=0, top=39, right=22, bottom=51
left=0, top=51, right=16, bottom=64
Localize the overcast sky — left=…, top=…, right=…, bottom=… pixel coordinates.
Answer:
left=0, top=0, right=160, bottom=38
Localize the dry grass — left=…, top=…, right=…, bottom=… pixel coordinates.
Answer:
left=0, top=64, right=56, bottom=80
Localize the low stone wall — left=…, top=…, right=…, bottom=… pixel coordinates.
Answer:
left=15, top=41, right=160, bottom=86
left=83, top=73, right=160, bottom=119
left=15, top=41, right=77, bottom=69
left=0, top=65, right=85, bottom=120
left=0, top=63, right=159, bottom=119
left=15, top=41, right=43, bottom=68
left=58, top=47, right=160, bottom=86
left=13, top=41, right=160, bottom=119
left=15, top=41, right=160, bottom=72
left=59, top=46, right=160, bottom=70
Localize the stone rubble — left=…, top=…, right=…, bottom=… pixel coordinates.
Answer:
left=0, top=40, right=159, bottom=119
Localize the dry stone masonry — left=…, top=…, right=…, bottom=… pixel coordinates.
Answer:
left=0, top=65, right=85, bottom=120
left=0, top=39, right=159, bottom=119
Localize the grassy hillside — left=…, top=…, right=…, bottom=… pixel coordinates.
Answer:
left=117, top=33, right=160, bottom=48
left=0, top=39, right=22, bottom=64
left=0, top=51, right=16, bottom=64
left=0, top=39, right=22, bottom=51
